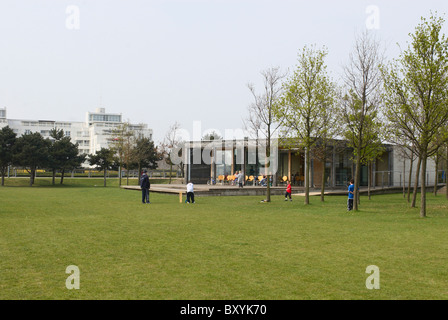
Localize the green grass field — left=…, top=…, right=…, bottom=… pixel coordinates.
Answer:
left=1, top=178, right=448, bottom=300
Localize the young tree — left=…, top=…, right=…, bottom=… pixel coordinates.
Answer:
left=160, top=122, right=183, bottom=184
left=88, top=148, right=116, bottom=187
left=110, top=122, right=135, bottom=186
left=340, top=31, right=385, bottom=211
left=381, top=14, right=448, bottom=217
left=13, top=132, right=51, bottom=186
left=0, top=126, right=16, bottom=186
left=48, top=128, right=65, bottom=185
left=132, top=136, right=160, bottom=182
left=340, top=92, right=384, bottom=204
left=310, top=102, right=338, bottom=202
left=48, top=129, right=85, bottom=185
left=274, top=46, right=337, bottom=205
left=246, top=66, right=286, bottom=202
left=386, top=118, right=420, bottom=204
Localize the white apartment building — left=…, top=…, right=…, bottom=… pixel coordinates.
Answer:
left=0, top=107, right=153, bottom=165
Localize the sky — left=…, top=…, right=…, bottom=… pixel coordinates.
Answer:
left=1, top=0, right=448, bottom=144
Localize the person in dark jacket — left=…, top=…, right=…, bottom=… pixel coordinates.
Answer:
left=140, top=170, right=150, bottom=204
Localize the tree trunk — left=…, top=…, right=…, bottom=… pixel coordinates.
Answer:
left=118, top=165, right=122, bottom=187
left=434, top=155, right=439, bottom=196
left=266, top=137, right=271, bottom=203
left=446, top=146, right=448, bottom=200
left=402, top=159, right=406, bottom=198
left=1, top=168, right=5, bottom=186
left=30, top=168, right=35, bottom=187
left=353, top=151, right=361, bottom=211
left=138, top=163, right=141, bottom=186
left=320, top=164, right=325, bottom=202
left=368, top=162, right=371, bottom=200
left=60, top=169, right=65, bottom=185
left=52, top=169, right=56, bottom=185
left=104, top=169, right=107, bottom=187
left=420, top=153, right=427, bottom=218
left=305, top=147, right=310, bottom=205
left=407, top=154, right=414, bottom=203
left=411, top=156, right=421, bottom=208
left=126, top=162, right=129, bottom=186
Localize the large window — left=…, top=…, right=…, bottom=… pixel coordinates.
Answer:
left=335, top=149, right=353, bottom=186
left=215, top=150, right=232, bottom=176
left=89, top=114, right=121, bottom=123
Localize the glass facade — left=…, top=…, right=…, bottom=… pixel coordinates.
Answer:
left=335, top=148, right=352, bottom=186
left=215, top=149, right=232, bottom=176
left=185, top=140, right=393, bottom=187
left=89, top=114, right=121, bottom=123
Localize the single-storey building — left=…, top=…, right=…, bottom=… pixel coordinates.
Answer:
left=181, top=138, right=442, bottom=189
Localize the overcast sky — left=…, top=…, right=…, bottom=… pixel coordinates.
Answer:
left=1, top=0, right=447, bottom=143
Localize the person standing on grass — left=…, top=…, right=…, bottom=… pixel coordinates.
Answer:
left=186, top=180, right=195, bottom=203
left=347, top=179, right=354, bottom=211
left=237, top=171, right=244, bottom=188
left=140, top=169, right=150, bottom=204
left=285, top=180, right=292, bottom=201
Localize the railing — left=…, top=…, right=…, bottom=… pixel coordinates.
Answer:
left=332, top=170, right=446, bottom=188
left=374, top=170, right=446, bottom=188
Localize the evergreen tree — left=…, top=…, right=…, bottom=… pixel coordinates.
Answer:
left=0, top=126, right=17, bottom=186
left=13, top=132, right=51, bottom=186
left=88, top=148, right=117, bottom=187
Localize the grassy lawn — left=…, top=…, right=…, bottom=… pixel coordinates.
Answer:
left=1, top=178, right=448, bottom=300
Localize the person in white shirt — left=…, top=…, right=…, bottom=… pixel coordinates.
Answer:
left=186, top=181, right=195, bottom=203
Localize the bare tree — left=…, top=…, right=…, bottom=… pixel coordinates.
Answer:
left=245, top=66, right=286, bottom=202
left=110, top=122, right=135, bottom=186
left=341, top=31, right=385, bottom=211
left=160, top=122, right=183, bottom=184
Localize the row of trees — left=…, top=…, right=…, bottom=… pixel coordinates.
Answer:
left=0, top=124, right=160, bottom=187
left=246, top=13, right=448, bottom=217
left=0, top=127, right=84, bottom=186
